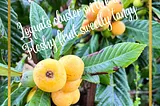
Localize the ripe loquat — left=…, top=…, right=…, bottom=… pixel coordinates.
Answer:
left=33, top=59, right=66, bottom=92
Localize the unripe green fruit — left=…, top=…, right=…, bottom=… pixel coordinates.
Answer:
left=101, top=29, right=112, bottom=38
left=142, top=0, right=148, bottom=2
left=140, top=16, right=145, bottom=20
left=133, top=0, right=144, bottom=7
left=21, top=70, right=36, bottom=87
left=76, top=43, right=85, bottom=48
left=137, top=9, right=147, bottom=16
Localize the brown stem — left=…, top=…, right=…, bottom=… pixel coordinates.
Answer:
left=26, top=59, right=36, bottom=67
left=90, top=67, right=119, bottom=76
left=91, top=72, right=108, bottom=76
left=156, top=57, right=160, bottom=63
left=153, top=17, right=160, bottom=23
left=129, top=89, right=158, bottom=95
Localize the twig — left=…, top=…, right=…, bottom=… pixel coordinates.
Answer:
left=153, top=17, right=160, bottom=23
left=26, top=59, right=36, bottom=67
left=90, top=67, right=119, bottom=76
left=129, top=89, right=158, bottom=95
left=91, top=72, right=108, bottom=76
left=156, top=57, right=160, bottom=63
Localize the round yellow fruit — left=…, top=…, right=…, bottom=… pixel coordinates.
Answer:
left=62, top=79, right=82, bottom=92
left=111, top=21, right=126, bottom=35
left=81, top=19, right=91, bottom=32
left=94, top=18, right=109, bottom=31
left=86, top=1, right=104, bottom=22
left=82, top=19, right=90, bottom=27
left=33, top=59, right=66, bottom=92
left=59, top=55, right=84, bottom=81
left=108, top=0, right=123, bottom=14
left=51, top=90, right=73, bottom=106
left=97, top=6, right=112, bottom=20
left=27, top=86, right=37, bottom=103
left=71, top=89, right=80, bottom=104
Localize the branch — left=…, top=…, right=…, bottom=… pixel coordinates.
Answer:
left=129, top=89, right=158, bottom=95
left=156, top=57, right=160, bottom=63
left=90, top=67, right=119, bottom=76
left=91, top=72, right=108, bottom=76
left=26, top=59, right=36, bottom=67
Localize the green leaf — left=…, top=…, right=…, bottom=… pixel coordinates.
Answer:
left=54, top=35, right=63, bottom=60
left=0, top=18, right=7, bottom=36
left=60, top=37, right=78, bottom=55
left=1, top=86, right=30, bottom=106
left=60, top=11, right=84, bottom=55
left=99, top=37, right=109, bottom=50
left=95, top=68, right=133, bottom=106
left=75, top=43, right=90, bottom=57
left=28, top=89, right=51, bottom=106
left=54, top=10, right=84, bottom=59
left=99, top=74, right=110, bottom=85
left=82, top=42, right=146, bottom=74
left=90, top=34, right=99, bottom=53
left=124, top=20, right=160, bottom=49
left=152, top=7, right=160, bottom=19
left=30, top=1, right=53, bottom=59
left=153, top=64, right=160, bottom=89
left=121, top=0, right=134, bottom=8
left=0, top=63, right=22, bottom=76
left=0, top=78, right=8, bottom=105
left=154, top=89, right=160, bottom=104
left=0, top=18, right=8, bottom=64
left=0, top=0, right=25, bottom=64
left=14, top=54, right=28, bottom=81
left=82, top=74, right=100, bottom=84
left=15, top=54, right=28, bottom=72
left=0, top=0, right=25, bottom=54
left=0, top=36, right=8, bottom=50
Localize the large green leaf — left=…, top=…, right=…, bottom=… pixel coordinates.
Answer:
left=95, top=68, right=133, bottom=106
left=28, top=89, right=51, bottom=106
left=54, top=10, right=84, bottom=59
left=0, top=17, right=20, bottom=63
left=0, top=63, right=22, bottom=76
left=1, top=86, right=30, bottom=106
left=124, top=20, right=160, bottom=49
left=0, top=0, right=25, bottom=55
left=0, top=0, right=26, bottom=65
left=30, top=1, right=52, bottom=59
left=60, top=10, right=84, bottom=55
left=82, top=42, right=146, bottom=74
